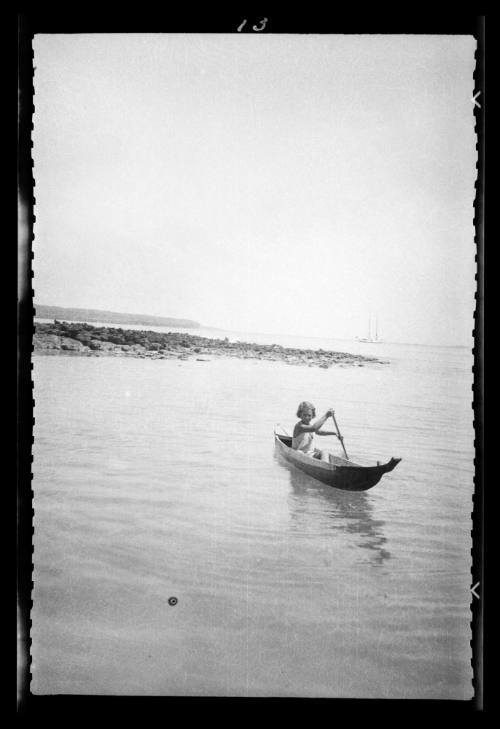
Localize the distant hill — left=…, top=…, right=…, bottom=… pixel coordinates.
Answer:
left=34, top=305, right=200, bottom=329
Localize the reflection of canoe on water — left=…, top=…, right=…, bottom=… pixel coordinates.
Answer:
left=274, top=432, right=401, bottom=492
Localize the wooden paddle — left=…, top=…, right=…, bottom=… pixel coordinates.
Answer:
left=331, top=411, right=349, bottom=460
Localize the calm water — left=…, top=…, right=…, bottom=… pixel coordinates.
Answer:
left=31, top=332, right=474, bottom=698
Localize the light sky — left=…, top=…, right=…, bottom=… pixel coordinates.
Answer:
left=32, top=34, right=477, bottom=345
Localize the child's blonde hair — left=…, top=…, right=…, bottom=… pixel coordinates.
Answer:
left=296, top=401, right=316, bottom=418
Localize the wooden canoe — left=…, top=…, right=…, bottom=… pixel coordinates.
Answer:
left=274, top=431, right=401, bottom=492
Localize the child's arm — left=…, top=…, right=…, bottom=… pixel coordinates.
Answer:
left=295, top=410, right=334, bottom=433
left=316, top=430, right=339, bottom=437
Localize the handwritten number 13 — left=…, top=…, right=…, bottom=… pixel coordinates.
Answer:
left=238, top=18, right=268, bottom=32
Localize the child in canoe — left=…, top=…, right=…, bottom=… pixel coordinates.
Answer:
left=292, top=401, right=340, bottom=461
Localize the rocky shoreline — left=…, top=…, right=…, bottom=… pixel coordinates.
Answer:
left=33, top=321, right=387, bottom=369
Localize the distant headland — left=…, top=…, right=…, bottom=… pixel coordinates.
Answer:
left=34, top=305, right=200, bottom=329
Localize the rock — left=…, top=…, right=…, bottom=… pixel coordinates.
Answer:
left=33, top=333, right=61, bottom=349
left=107, top=335, right=125, bottom=345
left=73, top=331, right=93, bottom=343
left=89, top=340, right=116, bottom=351
left=60, top=337, right=87, bottom=352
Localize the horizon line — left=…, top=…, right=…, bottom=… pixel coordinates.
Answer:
left=33, top=303, right=472, bottom=349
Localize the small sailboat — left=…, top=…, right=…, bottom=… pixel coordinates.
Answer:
left=356, top=314, right=382, bottom=343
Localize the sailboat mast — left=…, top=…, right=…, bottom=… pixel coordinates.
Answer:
left=375, top=315, right=378, bottom=341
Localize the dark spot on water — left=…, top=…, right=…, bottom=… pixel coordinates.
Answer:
left=168, top=597, right=178, bottom=606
